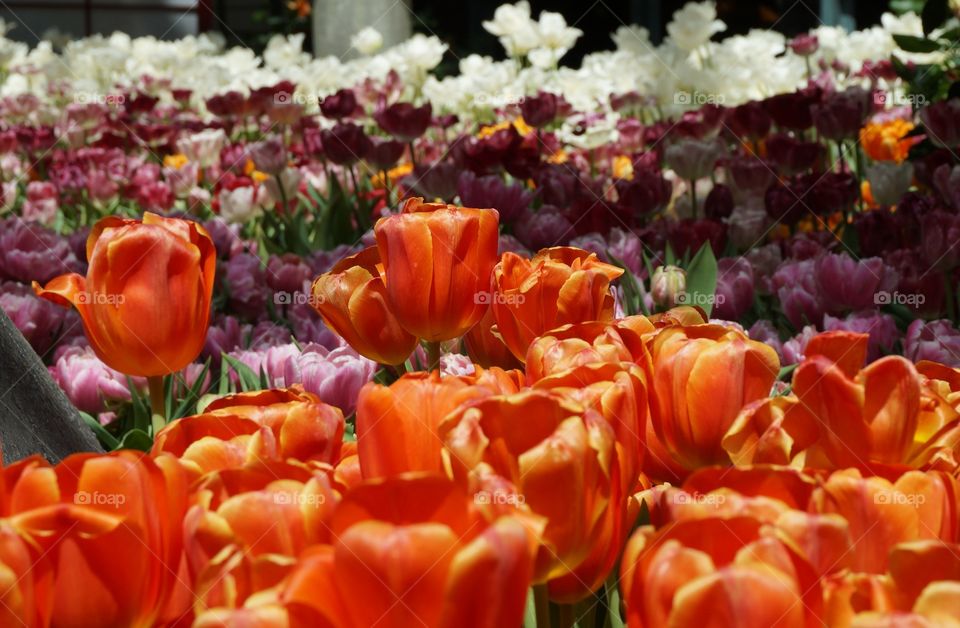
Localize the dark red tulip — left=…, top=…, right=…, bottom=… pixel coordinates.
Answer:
left=320, top=88, right=358, bottom=119
left=375, top=101, right=432, bottom=141
left=519, top=91, right=559, bottom=128
left=320, top=122, right=372, bottom=165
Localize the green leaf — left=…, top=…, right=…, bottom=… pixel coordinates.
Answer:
left=222, top=354, right=262, bottom=392
left=893, top=34, right=942, bottom=53
left=609, top=252, right=649, bottom=316
left=922, top=0, right=950, bottom=34
left=523, top=588, right=537, bottom=628
left=80, top=412, right=120, bottom=450
left=171, top=358, right=212, bottom=419
left=118, top=428, right=153, bottom=452
left=683, top=243, right=719, bottom=317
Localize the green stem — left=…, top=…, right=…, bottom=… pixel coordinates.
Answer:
left=534, top=584, right=550, bottom=628
left=426, top=341, right=442, bottom=374
left=689, top=179, right=698, bottom=220
left=408, top=141, right=418, bottom=169
left=556, top=602, right=576, bottom=628
left=148, top=375, right=167, bottom=435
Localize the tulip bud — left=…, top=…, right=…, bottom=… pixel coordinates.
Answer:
left=651, top=265, right=686, bottom=309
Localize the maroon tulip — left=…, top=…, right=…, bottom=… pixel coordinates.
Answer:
left=461, top=126, right=522, bottom=174
left=667, top=218, right=726, bottom=258
left=616, top=168, right=672, bottom=219
left=320, top=122, right=372, bottom=165
left=919, top=99, right=960, bottom=148
left=319, top=88, right=358, bottom=119
left=366, top=138, right=405, bottom=171
left=812, top=87, right=872, bottom=141
left=704, top=184, right=734, bottom=220
left=763, top=87, right=821, bottom=131
left=205, top=91, right=246, bottom=117
left=519, top=91, right=558, bottom=128
left=375, top=101, right=432, bottom=141
left=726, top=101, right=772, bottom=139
left=765, top=134, right=823, bottom=175
left=457, top=171, right=534, bottom=224
left=401, top=161, right=459, bottom=201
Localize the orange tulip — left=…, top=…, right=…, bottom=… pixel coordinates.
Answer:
left=182, top=460, right=340, bottom=615
left=355, top=371, right=506, bottom=479
left=0, top=451, right=193, bottom=626
left=490, top=247, right=624, bottom=361
left=524, top=316, right=654, bottom=385
left=792, top=355, right=960, bottom=470
left=620, top=517, right=822, bottom=628
left=723, top=395, right=807, bottom=466
left=152, top=387, right=343, bottom=475
left=374, top=197, right=499, bottom=342
left=311, top=247, right=418, bottom=365
left=809, top=468, right=959, bottom=573
left=279, top=474, right=537, bottom=628
left=440, top=390, right=622, bottom=598
left=648, top=324, right=780, bottom=470
left=464, top=304, right=524, bottom=369
left=33, top=212, right=216, bottom=376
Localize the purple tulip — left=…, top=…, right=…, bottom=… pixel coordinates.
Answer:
left=782, top=325, right=819, bottom=365
left=375, top=101, right=432, bottom=142
left=498, top=234, right=531, bottom=257
left=607, top=228, right=644, bottom=277
left=306, top=243, right=357, bottom=275
left=0, top=217, right=83, bottom=284
left=748, top=320, right=784, bottom=360
left=569, top=233, right=609, bottom=260
left=0, top=280, right=76, bottom=355
left=203, top=219, right=250, bottom=259
left=515, top=206, right=573, bottom=251
left=457, top=171, right=533, bottom=224
left=266, top=253, right=314, bottom=296
left=224, top=253, right=268, bottom=321
left=823, top=311, right=900, bottom=363
left=50, top=345, right=138, bottom=414
left=746, top=244, right=783, bottom=293
left=921, top=209, right=960, bottom=270
left=815, top=253, right=898, bottom=313
left=904, top=319, right=960, bottom=367
left=203, top=314, right=247, bottom=360
left=250, top=321, right=293, bottom=348
left=727, top=156, right=775, bottom=198
left=773, top=259, right=825, bottom=328
left=713, top=257, right=755, bottom=321
left=280, top=343, right=376, bottom=415
left=247, top=137, right=286, bottom=175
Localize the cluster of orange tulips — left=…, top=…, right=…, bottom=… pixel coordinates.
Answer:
left=11, top=202, right=960, bottom=626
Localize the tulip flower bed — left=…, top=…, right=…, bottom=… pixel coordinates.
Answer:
left=4, top=0, right=960, bottom=625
